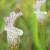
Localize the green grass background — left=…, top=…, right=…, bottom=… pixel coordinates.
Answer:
left=0, top=0, right=50, bottom=50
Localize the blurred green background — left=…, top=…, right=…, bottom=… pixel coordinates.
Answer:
left=0, top=0, right=50, bottom=50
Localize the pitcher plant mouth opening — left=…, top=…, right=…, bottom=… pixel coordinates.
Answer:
left=33, top=0, right=47, bottom=22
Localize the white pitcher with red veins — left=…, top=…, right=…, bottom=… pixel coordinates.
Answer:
left=4, top=8, right=23, bottom=50
left=33, top=0, right=47, bottom=22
